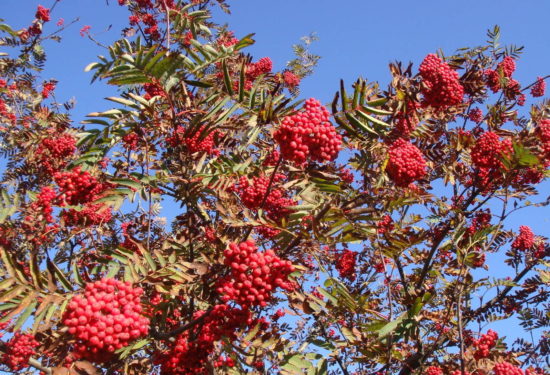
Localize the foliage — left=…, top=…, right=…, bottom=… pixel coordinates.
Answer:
left=0, top=2, right=548, bottom=375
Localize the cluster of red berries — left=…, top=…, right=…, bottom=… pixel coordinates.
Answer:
left=246, top=57, right=273, bottom=80
left=63, top=278, right=150, bottom=363
left=214, top=356, right=235, bottom=368
left=158, top=304, right=250, bottom=375
left=282, top=70, right=301, bottom=88
left=338, top=167, right=354, bottom=184
left=1, top=333, right=40, bottom=371
left=486, top=57, right=516, bottom=93
left=386, top=138, right=427, bottom=187
left=468, top=108, right=484, bottom=123
left=467, top=210, right=491, bottom=236
left=30, top=186, right=57, bottom=224
left=470, top=131, right=512, bottom=188
left=41, top=81, right=56, bottom=99
left=62, top=203, right=113, bottom=227
left=418, top=54, right=464, bottom=109
left=425, top=366, right=443, bottom=375
left=166, top=125, right=219, bottom=156
left=0, top=98, right=16, bottom=125
left=54, top=167, right=108, bottom=205
left=512, top=225, right=535, bottom=251
left=377, top=214, right=394, bottom=234
left=216, top=31, right=239, bottom=47
left=473, top=329, right=498, bottom=359
left=537, top=119, right=550, bottom=162
left=36, top=133, right=76, bottom=175
left=394, top=101, right=420, bottom=136
left=493, top=362, right=524, bottom=375
left=217, top=240, right=295, bottom=307
left=122, top=132, right=139, bottom=150
left=234, top=174, right=295, bottom=236
left=531, top=77, right=546, bottom=97
left=35, top=5, right=50, bottom=22
left=274, top=98, right=342, bottom=164
left=335, top=249, right=357, bottom=281
left=143, top=82, right=166, bottom=100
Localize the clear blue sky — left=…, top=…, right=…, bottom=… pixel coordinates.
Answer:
left=1, top=0, right=549, bottom=353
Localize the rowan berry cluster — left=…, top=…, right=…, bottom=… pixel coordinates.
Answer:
left=36, top=133, right=76, bottom=175
left=63, top=278, right=150, bottom=363
left=166, top=125, right=219, bottom=156
left=41, top=81, right=55, bottom=99
left=246, top=57, right=272, bottom=80
left=0, top=98, right=16, bottom=125
left=470, top=131, right=512, bottom=188
left=537, top=119, right=550, bottom=162
left=274, top=98, right=342, bottom=164
left=216, top=31, right=239, bottom=47
left=217, top=240, right=295, bottom=307
left=468, top=108, right=484, bottom=123
left=394, top=101, right=420, bottom=136
left=425, top=366, right=443, bottom=375
left=418, top=54, right=464, bottom=109
left=30, top=186, right=57, bottom=224
left=158, top=304, right=250, bottom=375
left=62, top=203, right=113, bottom=227
left=35, top=5, right=50, bottom=22
left=143, top=82, right=166, bottom=100
left=531, top=77, right=546, bottom=97
left=234, top=174, right=295, bottom=236
left=335, top=249, right=357, bottom=281
left=54, top=167, right=108, bottom=205
left=473, top=329, right=498, bottom=359
left=467, top=210, right=491, bottom=236
left=1, top=333, right=40, bottom=371
left=512, top=226, right=535, bottom=251
left=282, top=70, right=301, bottom=88
left=386, top=138, right=427, bottom=187
left=377, top=215, right=394, bottom=234
left=486, top=57, right=516, bottom=93
left=493, top=362, right=524, bottom=375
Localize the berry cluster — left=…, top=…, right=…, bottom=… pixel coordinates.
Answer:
left=394, top=101, right=420, bottom=136
left=274, top=98, right=342, bottom=164
left=158, top=304, right=250, bottom=375
left=35, top=133, right=76, bottom=175
left=485, top=57, right=516, bottom=93
left=377, top=214, right=394, bottom=234
left=62, top=203, right=113, bottom=227
left=531, top=77, right=546, bottom=97
left=512, top=225, right=535, bottom=251
left=473, top=329, right=498, bottom=359
left=0, top=98, right=16, bottom=125
left=217, top=240, right=295, bottom=307
left=467, top=210, right=491, bottom=236
left=35, top=5, right=50, bottom=22
left=54, top=167, right=108, bottom=205
left=418, top=54, right=464, bottom=109
left=470, top=131, right=512, bottom=189
left=41, top=81, right=56, bottom=99
left=216, top=31, right=239, bottom=47
left=425, top=366, right=443, bottom=375
left=282, top=70, right=301, bottom=88
left=30, top=186, right=57, bottom=224
left=386, top=138, right=427, bottom=187
left=493, top=362, right=524, bottom=375
left=246, top=57, right=273, bottom=80
left=143, top=82, right=166, bottom=100
left=468, top=108, right=484, bottom=123
left=537, top=119, right=550, bottom=162
left=166, top=125, right=219, bottom=156
left=234, top=174, right=295, bottom=236
left=63, top=278, right=150, bottom=363
left=1, top=333, right=40, bottom=371
left=335, top=249, right=357, bottom=281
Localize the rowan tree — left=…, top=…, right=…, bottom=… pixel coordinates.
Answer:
left=0, top=1, right=548, bottom=375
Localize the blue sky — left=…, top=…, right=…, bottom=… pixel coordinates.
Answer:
left=1, top=0, right=549, bottom=360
